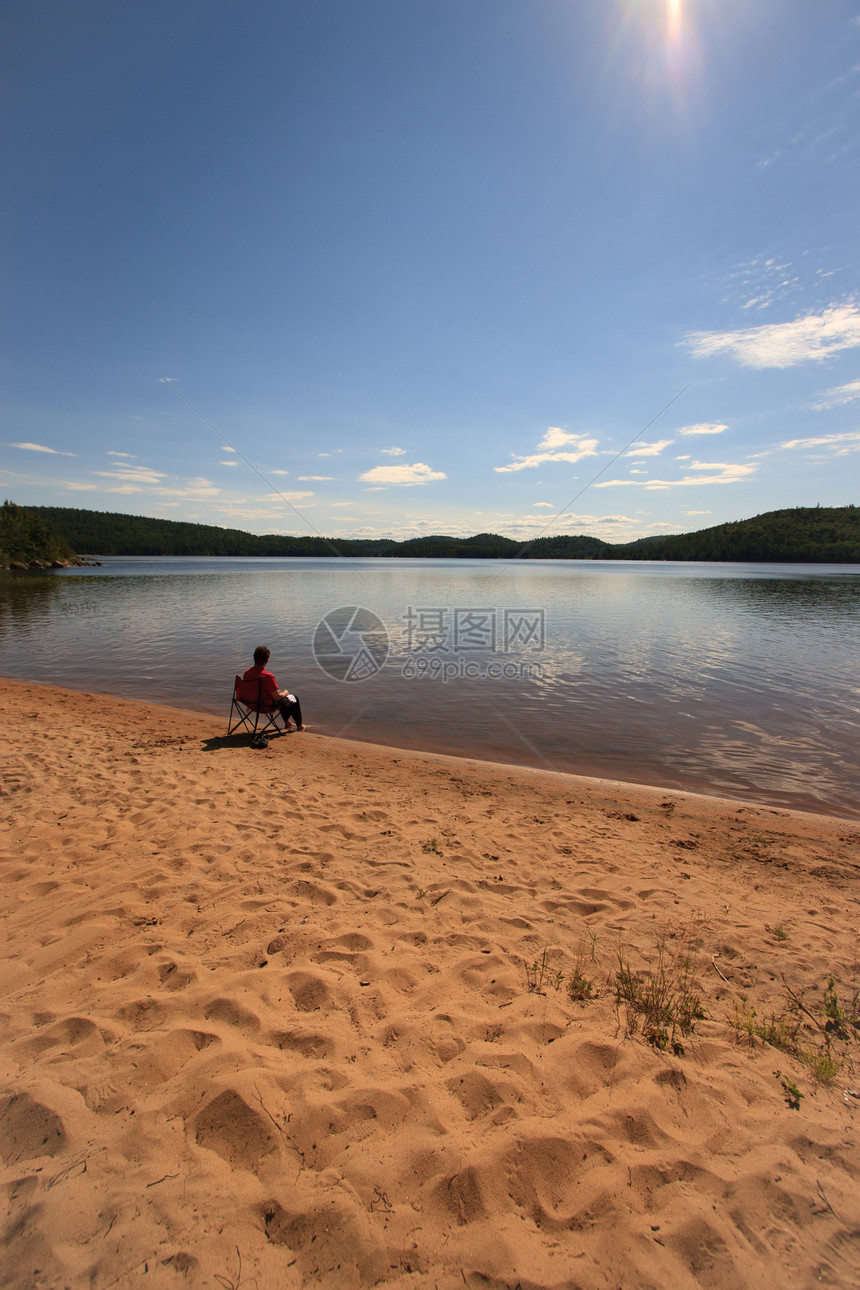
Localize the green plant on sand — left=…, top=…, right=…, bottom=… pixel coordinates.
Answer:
left=525, top=948, right=565, bottom=996
left=614, top=936, right=705, bottom=1056
left=567, top=940, right=596, bottom=1002
left=733, top=974, right=860, bottom=1090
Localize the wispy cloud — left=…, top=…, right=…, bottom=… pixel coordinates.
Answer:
left=677, top=422, right=728, bottom=436
left=93, top=464, right=167, bottom=485
left=380, top=446, right=406, bottom=456
left=298, top=475, right=335, bottom=481
left=722, top=255, right=800, bottom=311
left=686, top=303, right=860, bottom=368
left=777, top=431, right=860, bottom=455
left=359, top=462, right=446, bottom=486
left=107, top=451, right=136, bottom=458
left=6, top=441, right=76, bottom=456
left=624, top=439, right=673, bottom=457
left=66, top=472, right=225, bottom=499
left=494, top=427, right=599, bottom=473
left=596, top=461, right=756, bottom=490
left=810, top=378, right=860, bottom=410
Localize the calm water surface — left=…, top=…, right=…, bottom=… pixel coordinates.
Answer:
left=1, top=557, right=858, bottom=818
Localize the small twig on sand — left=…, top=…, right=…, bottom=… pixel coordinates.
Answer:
left=252, top=1084, right=288, bottom=1143
left=816, top=1179, right=840, bottom=1220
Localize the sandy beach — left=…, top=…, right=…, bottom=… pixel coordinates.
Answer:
left=1, top=677, right=859, bottom=1289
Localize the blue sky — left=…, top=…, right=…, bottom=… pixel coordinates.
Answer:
left=2, top=0, right=859, bottom=542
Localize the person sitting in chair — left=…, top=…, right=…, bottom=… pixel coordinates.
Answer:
left=243, top=645, right=305, bottom=732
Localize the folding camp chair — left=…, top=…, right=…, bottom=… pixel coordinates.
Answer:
left=227, top=675, right=282, bottom=742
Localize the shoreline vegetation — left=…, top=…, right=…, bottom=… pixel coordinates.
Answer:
left=5, top=501, right=859, bottom=566
left=2, top=678, right=859, bottom=1287
left=0, top=500, right=93, bottom=571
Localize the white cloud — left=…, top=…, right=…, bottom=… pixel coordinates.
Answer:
left=93, top=464, right=167, bottom=485
left=596, top=460, right=756, bottom=489
left=624, top=439, right=673, bottom=457
left=686, top=303, right=860, bottom=368
left=722, top=256, right=800, bottom=311
left=298, top=475, right=335, bottom=481
left=777, top=431, right=860, bottom=455
left=495, top=427, right=599, bottom=473
left=160, top=478, right=223, bottom=499
left=269, top=469, right=289, bottom=476
left=359, top=462, right=446, bottom=486
left=221, top=446, right=237, bottom=453
left=67, top=472, right=225, bottom=499
left=533, top=502, right=554, bottom=508
left=677, top=422, right=728, bottom=436
left=810, top=378, right=860, bottom=410
left=220, top=460, right=238, bottom=467
left=7, top=441, right=76, bottom=456
left=107, top=450, right=136, bottom=458
left=380, top=447, right=406, bottom=456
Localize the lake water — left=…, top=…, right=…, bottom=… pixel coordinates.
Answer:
left=2, top=557, right=858, bottom=818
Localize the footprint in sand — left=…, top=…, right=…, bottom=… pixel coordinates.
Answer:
left=194, top=1088, right=277, bottom=1171
left=0, top=1091, right=66, bottom=1165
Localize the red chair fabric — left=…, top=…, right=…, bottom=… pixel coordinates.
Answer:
left=227, top=675, right=281, bottom=740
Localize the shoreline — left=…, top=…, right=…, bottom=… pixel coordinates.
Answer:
left=2, top=677, right=859, bottom=1288
left=4, top=675, right=857, bottom=824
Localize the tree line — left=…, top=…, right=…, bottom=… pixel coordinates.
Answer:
left=0, top=500, right=72, bottom=566
left=10, top=502, right=860, bottom=564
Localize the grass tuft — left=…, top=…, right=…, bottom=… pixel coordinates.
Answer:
left=614, top=935, right=705, bottom=1056
left=567, top=939, right=596, bottom=1002
left=733, top=974, right=859, bottom=1093
left=525, top=948, right=565, bottom=995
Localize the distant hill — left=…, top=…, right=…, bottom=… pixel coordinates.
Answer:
left=29, top=507, right=395, bottom=558
left=27, top=503, right=860, bottom=563
left=611, top=506, right=860, bottom=563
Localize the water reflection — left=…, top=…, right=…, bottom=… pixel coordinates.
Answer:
left=695, top=573, right=860, bottom=625
left=0, top=573, right=65, bottom=638
left=1, top=559, right=858, bottom=818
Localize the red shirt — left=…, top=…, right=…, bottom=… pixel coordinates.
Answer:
left=243, top=663, right=280, bottom=702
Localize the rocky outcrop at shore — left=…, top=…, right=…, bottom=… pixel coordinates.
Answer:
left=3, top=556, right=102, bottom=571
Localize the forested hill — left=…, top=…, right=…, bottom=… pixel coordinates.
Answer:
left=30, top=507, right=394, bottom=557
left=613, top=506, right=860, bottom=563
left=28, top=503, right=860, bottom=562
